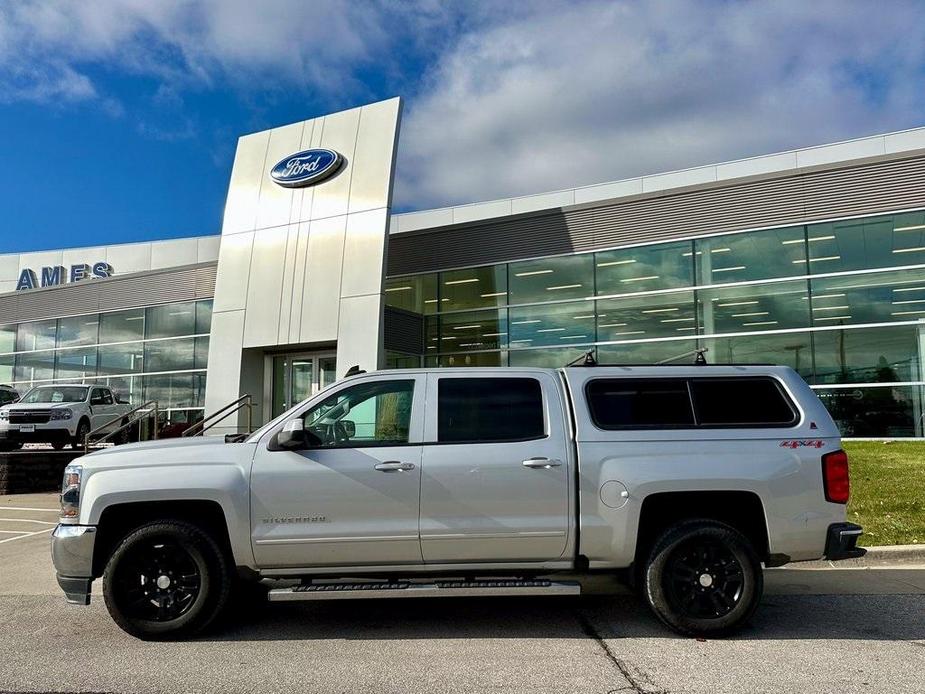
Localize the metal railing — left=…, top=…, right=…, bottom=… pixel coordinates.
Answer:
left=182, top=394, right=254, bottom=438
left=84, top=400, right=160, bottom=454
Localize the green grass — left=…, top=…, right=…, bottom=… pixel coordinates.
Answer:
left=844, top=441, right=925, bottom=546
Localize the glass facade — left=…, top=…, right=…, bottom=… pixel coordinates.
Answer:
left=385, top=209, right=925, bottom=437
left=0, top=299, right=212, bottom=426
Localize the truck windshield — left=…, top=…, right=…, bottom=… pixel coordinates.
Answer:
left=19, top=386, right=89, bottom=404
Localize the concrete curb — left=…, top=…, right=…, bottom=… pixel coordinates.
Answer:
left=786, top=544, right=925, bottom=569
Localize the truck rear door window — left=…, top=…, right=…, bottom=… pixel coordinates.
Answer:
left=690, top=378, right=796, bottom=426
left=585, top=379, right=694, bottom=429
left=438, top=377, right=545, bottom=443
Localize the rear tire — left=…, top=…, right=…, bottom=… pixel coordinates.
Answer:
left=643, top=519, right=762, bottom=636
left=102, top=520, right=232, bottom=640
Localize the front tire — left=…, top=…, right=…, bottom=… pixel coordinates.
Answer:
left=102, top=520, right=232, bottom=640
left=643, top=520, right=763, bottom=636
left=71, top=418, right=91, bottom=449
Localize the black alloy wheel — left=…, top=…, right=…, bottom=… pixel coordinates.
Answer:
left=103, top=521, right=232, bottom=640
left=643, top=520, right=763, bottom=636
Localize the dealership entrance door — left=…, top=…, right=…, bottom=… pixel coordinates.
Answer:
left=270, top=352, right=337, bottom=418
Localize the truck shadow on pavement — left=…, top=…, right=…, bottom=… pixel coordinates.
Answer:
left=206, top=592, right=925, bottom=643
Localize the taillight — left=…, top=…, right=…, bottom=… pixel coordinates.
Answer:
left=822, top=450, right=850, bottom=504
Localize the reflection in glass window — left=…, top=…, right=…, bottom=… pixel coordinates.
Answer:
left=385, top=274, right=438, bottom=314
left=810, top=268, right=925, bottom=327
left=385, top=351, right=421, bottom=369
left=598, top=340, right=699, bottom=365
left=805, top=213, right=925, bottom=274
left=695, top=226, right=806, bottom=284
left=702, top=332, right=814, bottom=380
left=0, top=354, right=13, bottom=383
left=595, top=240, right=693, bottom=295
left=438, top=309, right=506, bottom=353
left=814, top=385, right=922, bottom=437
left=439, top=265, right=507, bottom=311
left=430, top=351, right=505, bottom=367
left=144, top=338, right=195, bottom=372
left=509, top=254, right=594, bottom=304
left=55, top=347, right=98, bottom=380
left=0, top=325, right=17, bottom=354
left=195, top=300, right=213, bottom=334
left=146, top=302, right=196, bottom=339
left=697, top=280, right=809, bottom=334
left=813, top=325, right=920, bottom=385
left=14, top=351, right=54, bottom=382
left=16, top=320, right=56, bottom=352
left=509, top=347, right=587, bottom=367
left=596, top=291, right=696, bottom=342
left=144, top=373, right=196, bottom=409
left=194, top=337, right=210, bottom=369
left=100, top=309, right=144, bottom=344
left=56, top=315, right=99, bottom=348
left=98, top=343, right=144, bottom=375
left=510, top=301, right=594, bottom=348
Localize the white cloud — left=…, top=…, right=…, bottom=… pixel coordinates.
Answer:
left=395, top=0, right=925, bottom=209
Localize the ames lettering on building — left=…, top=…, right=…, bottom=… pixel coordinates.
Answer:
left=16, top=262, right=113, bottom=291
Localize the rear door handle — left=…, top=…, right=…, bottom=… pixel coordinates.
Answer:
left=522, top=457, right=562, bottom=469
left=375, top=461, right=415, bottom=472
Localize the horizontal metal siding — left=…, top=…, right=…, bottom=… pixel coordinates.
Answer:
left=387, top=153, right=925, bottom=276
left=0, top=262, right=217, bottom=325
left=383, top=307, right=424, bottom=354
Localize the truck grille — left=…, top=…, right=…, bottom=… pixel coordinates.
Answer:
left=9, top=410, right=52, bottom=424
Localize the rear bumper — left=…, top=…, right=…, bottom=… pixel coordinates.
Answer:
left=824, top=522, right=866, bottom=561
left=51, top=524, right=97, bottom=605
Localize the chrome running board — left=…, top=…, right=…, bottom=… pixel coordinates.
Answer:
left=267, top=578, right=581, bottom=602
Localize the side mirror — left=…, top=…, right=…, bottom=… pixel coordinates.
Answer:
left=277, top=419, right=306, bottom=450
left=339, top=419, right=356, bottom=438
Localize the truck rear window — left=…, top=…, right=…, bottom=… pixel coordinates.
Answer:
left=438, top=377, right=545, bottom=443
left=585, top=376, right=797, bottom=430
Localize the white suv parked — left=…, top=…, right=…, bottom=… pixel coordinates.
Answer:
left=0, top=385, right=131, bottom=450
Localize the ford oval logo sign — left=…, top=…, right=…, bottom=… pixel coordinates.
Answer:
left=269, top=148, right=343, bottom=188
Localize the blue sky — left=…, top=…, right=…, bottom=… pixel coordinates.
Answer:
left=1, top=1, right=924, bottom=254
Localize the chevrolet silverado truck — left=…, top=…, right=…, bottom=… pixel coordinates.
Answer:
left=0, top=384, right=131, bottom=450
left=51, top=365, right=863, bottom=640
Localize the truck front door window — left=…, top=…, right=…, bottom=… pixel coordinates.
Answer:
left=303, top=380, right=414, bottom=447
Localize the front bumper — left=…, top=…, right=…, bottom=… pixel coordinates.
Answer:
left=824, top=522, right=866, bottom=561
left=0, top=427, right=74, bottom=444
left=51, top=524, right=97, bottom=605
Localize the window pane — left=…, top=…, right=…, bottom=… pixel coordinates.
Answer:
left=98, top=343, right=145, bottom=375
left=697, top=280, right=809, bottom=334
left=431, top=351, right=506, bottom=367
left=586, top=379, right=695, bottom=429
left=813, top=325, right=920, bottom=385
left=509, top=346, right=587, bottom=367
left=0, top=354, right=13, bottom=383
left=695, top=226, right=806, bottom=284
left=0, top=325, right=16, bottom=354
left=597, top=291, right=696, bottom=342
left=805, top=212, right=925, bottom=274
left=385, top=352, right=421, bottom=369
left=703, top=332, right=813, bottom=381
left=146, top=302, right=196, bottom=339
left=194, top=337, right=209, bottom=369
left=195, top=300, right=213, bottom=334
left=440, top=265, right=507, bottom=311
left=510, top=301, right=593, bottom=348
left=810, top=268, right=925, bottom=326
left=303, top=380, right=414, bottom=446
left=691, top=378, right=796, bottom=426
left=385, top=274, right=438, bottom=314
left=14, top=351, right=55, bottom=382
left=144, top=338, right=195, bottom=372
left=56, top=315, right=99, bottom=348
left=439, top=309, right=506, bottom=353
left=509, top=254, right=594, bottom=304
left=438, top=377, right=544, bottom=442
left=55, top=347, right=97, bottom=380
left=815, top=385, right=922, bottom=437
left=16, top=319, right=56, bottom=352
left=596, top=240, right=693, bottom=295
left=597, top=340, right=699, bottom=366
left=100, top=308, right=145, bottom=343
left=144, top=373, right=196, bottom=409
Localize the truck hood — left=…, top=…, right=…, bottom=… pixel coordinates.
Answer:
left=83, top=435, right=231, bottom=460
left=3, top=402, right=78, bottom=410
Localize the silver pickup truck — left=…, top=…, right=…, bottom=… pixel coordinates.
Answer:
left=51, top=365, right=863, bottom=640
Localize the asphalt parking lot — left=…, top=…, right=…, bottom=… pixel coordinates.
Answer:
left=1, top=492, right=924, bottom=694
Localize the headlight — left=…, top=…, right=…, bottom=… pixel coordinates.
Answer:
left=60, top=464, right=83, bottom=521
left=50, top=409, right=73, bottom=421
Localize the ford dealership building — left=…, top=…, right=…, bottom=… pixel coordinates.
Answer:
left=3, top=97, right=925, bottom=437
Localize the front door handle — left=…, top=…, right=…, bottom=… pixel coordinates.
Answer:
left=375, top=461, right=416, bottom=472
left=522, top=457, right=562, bottom=469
